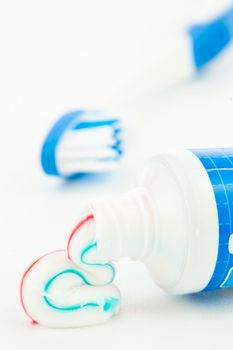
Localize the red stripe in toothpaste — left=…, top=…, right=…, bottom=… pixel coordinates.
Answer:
left=67, top=214, right=94, bottom=260
left=20, top=215, right=94, bottom=324
left=20, top=249, right=65, bottom=325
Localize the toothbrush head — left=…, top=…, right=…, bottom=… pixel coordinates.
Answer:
left=41, top=110, right=123, bottom=178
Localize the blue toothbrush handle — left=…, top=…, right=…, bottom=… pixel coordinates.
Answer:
left=189, top=6, right=233, bottom=69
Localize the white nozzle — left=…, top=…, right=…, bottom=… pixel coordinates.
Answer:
left=90, top=188, right=157, bottom=262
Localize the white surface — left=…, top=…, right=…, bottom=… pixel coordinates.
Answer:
left=1, top=0, right=233, bottom=349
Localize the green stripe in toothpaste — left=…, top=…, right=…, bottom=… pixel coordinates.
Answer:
left=43, top=242, right=118, bottom=313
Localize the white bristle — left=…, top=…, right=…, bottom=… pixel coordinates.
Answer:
left=54, top=114, right=122, bottom=176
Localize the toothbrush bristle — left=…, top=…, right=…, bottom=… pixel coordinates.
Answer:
left=41, top=111, right=123, bottom=177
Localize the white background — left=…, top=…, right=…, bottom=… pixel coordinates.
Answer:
left=1, top=0, right=233, bottom=349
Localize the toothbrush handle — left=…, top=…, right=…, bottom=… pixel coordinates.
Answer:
left=189, top=6, right=233, bottom=70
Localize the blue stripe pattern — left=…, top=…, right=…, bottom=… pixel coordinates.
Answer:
left=192, top=148, right=233, bottom=290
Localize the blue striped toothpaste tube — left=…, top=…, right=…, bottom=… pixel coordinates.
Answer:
left=41, top=110, right=123, bottom=178
left=85, top=148, right=233, bottom=294
left=20, top=148, right=233, bottom=328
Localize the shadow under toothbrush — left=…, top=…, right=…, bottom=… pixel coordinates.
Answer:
left=53, top=169, right=127, bottom=194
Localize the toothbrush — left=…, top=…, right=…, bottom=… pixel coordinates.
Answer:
left=111, top=5, right=233, bottom=106
left=41, top=110, right=123, bottom=178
